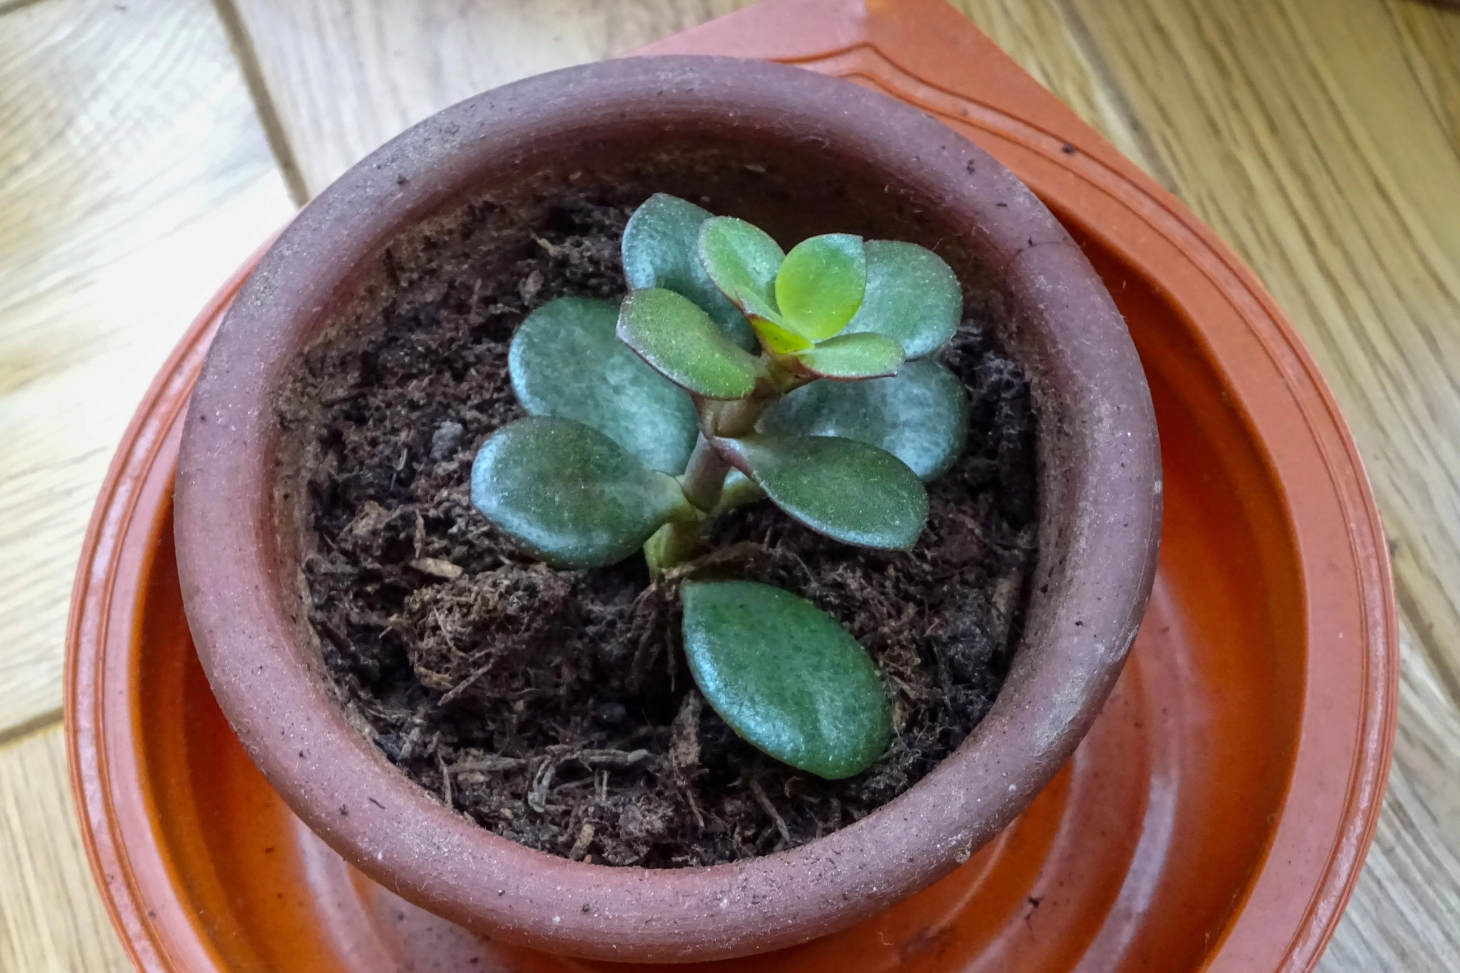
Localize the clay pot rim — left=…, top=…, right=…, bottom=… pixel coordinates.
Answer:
left=174, top=56, right=1159, bottom=962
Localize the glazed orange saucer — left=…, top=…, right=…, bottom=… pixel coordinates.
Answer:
left=66, top=0, right=1396, bottom=969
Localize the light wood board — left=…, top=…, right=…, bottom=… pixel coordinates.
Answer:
left=2, top=0, right=1456, bottom=968
left=0, top=0, right=295, bottom=740
left=0, top=724, right=131, bottom=972
left=227, top=0, right=760, bottom=196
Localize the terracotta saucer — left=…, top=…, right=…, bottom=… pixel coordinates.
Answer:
left=66, top=0, right=1396, bottom=969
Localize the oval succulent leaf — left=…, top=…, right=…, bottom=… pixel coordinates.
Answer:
left=617, top=288, right=761, bottom=400
left=621, top=194, right=757, bottom=351
left=774, top=234, right=866, bottom=341
left=842, top=241, right=961, bottom=358
left=681, top=580, right=892, bottom=779
left=698, top=217, right=784, bottom=322
left=760, top=359, right=968, bottom=481
left=509, top=296, right=698, bottom=473
left=721, top=434, right=928, bottom=550
left=471, top=417, right=691, bottom=568
left=793, top=331, right=904, bottom=380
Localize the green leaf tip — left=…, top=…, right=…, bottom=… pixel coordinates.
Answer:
left=471, top=416, right=691, bottom=568
left=842, top=241, right=961, bottom=358
left=509, top=296, right=698, bottom=474
left=681, top=580, right=891, bottom=779
left=721, top=433, right=929, bottom=550
left=621, top=194, right=756, bottom=351
left=617, top=288, right=761, bottom=400
left=697, top=217, right=785, bottom=322
left=775, top=234, right=866, bottom=341
left=793, top=331, right=904, bottom=380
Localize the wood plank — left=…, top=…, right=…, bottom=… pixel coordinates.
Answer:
left=1037, top=0, right=1460, bottom=683
left=948, top=1, right=1175, bottom=186
left=0, top=722, right=131, bottom=972
left=1323, top=635, right=1460, bottom=969
left=951, top=2, right=1460, bottom=968
left=946, top=3, right=1460, bottom=964
left=0, top=0, right=297, bottom=736
left=227, top=0, right=760, bottom=196
left=41, top=1, right=1457, bottom=968
left=1383, top=0, right=1460, bottom=160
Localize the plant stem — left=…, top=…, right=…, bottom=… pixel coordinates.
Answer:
left=642, top=521, right=701, bottom=575
left=709, top=398, right=765, bottom=439
left=644, top=435, right=730, bottom=576
left=643, top=386, right=779, bottom=576
left=679, top=434, right=731, bottom=511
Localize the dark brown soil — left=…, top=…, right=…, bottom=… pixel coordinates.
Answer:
left=284, top=196, right=1037, bottom=868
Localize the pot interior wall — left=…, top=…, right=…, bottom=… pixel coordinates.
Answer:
left=269, top=128, right=1052, bottom=763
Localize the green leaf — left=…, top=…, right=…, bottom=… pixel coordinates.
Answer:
left=681, top=581, right=891, bottom=779
left=697, top=217, right=784, bottom=321
left=621, top=194, right=757, bottom=351
left=842, top=241, right=961, bottom=358
left=793, top=332, right=903, bottom=380
left=509, top=297, right=698, bottom=473
left=720, top=434, right=928, bottom=550
left=617, top=288, right=761, bottom=400
left=471, top=417, right=691, bottom=567
left=774, top=234, right=866, bottom=341
left=759, top=359, right=968, bottom=481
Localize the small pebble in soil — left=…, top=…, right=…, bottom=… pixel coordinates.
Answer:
left=430, top=420, right=465, bottom=460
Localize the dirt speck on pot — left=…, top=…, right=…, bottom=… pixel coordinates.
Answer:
left=280, top=195, right=1037, bottom=868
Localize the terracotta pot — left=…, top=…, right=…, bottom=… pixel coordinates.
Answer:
left=174, top=55, right=1159, bottom=963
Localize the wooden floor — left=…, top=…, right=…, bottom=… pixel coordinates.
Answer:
left=2, top=0, right=1458, bottom=968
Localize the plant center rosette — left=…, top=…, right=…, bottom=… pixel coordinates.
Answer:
left=471, top=194, right=970, bottom=780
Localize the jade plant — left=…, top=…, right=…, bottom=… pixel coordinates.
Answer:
left=471, top=193, right=967, bottom=780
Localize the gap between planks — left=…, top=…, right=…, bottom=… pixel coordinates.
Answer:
left=210, top=0, right=310, bottom=205
left=0, top=709, right=62, bottom=749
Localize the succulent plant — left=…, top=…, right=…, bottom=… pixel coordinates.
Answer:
left=471, top=194, right=967, bottom=779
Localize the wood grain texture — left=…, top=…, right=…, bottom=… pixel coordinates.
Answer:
left=3, top=0, right=1458, bottom=969
left=0, top=724, right=131, bottom=972
left=1321, top=636, right=1460, bottom=969
left=0, top=0, right=296, bottom=737
left=226, top=0, right=759, bottom=195
left=945, top=2, right=1460, bottom=967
